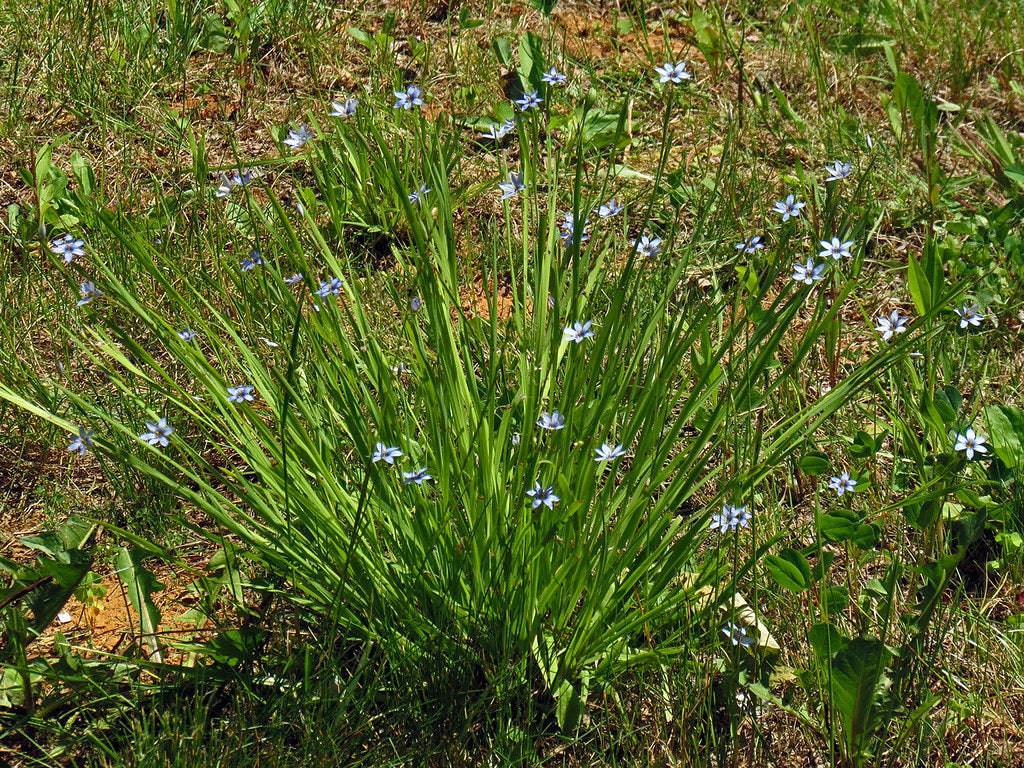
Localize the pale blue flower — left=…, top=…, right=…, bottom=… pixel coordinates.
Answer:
left=955, top=303, right=985, bottom=329
left=140, top=418, right=173, bottom=448
left=284, top=124, right=313, bottom=149
left=478, top=119, right=515, bottom=140
left=240, top=250, right=263, bottom=271
left=67, top=428, right=94, bottom=456
left=722, top=621, right=755, bottom=648
left=330, top=98, right=359, bottom=117
left=735, top=235, right=764, bottom=254
left=819, top=237, right=853, bottom=260
left=563, top=320, right=595, bottom=343
left=227, top=384, right=255, bottom=403
left=654, top=61, right=691, bottom=84
left=178, top=329, right=197, bottom=342
left=536, top=410, right=565, bottom=430
left=372, top=442, right=403, bottom=464
left=791, top=258, right=825, bottom=285
left=526, top=482, right=559, bottom=510
left=410, top=296, right=423, bottom=312
left=50, top=234, right=85, bottom=263
left=316, top=277, right=343, bottom=297
left=78, top=281, right=102, bottom=306
left=824, top=160, right=853, bottom=182
left=828, top=471, right=856, bottom=495
left=875, top=310, right=908, bottom=341
left=594, top=443, right=626, bottom=462
left=731, top=504, right=751, bottom=528
left=285, top=273, right=304, bottom=286
left=498, top=172, right=525, bottom=200
left=408, top=184, right=431, bottom=205
left=402, top=467, right=432, bottom=485
left=773, top=194, right=806, bottom=221
left=215, top=175, right=234, bottom=198
left=515, top=90, right=543, bottom=111
left=215, top=171, right=250, bottom=198
left=541, top=67, right=567, bottom=85
left=598, top=199, right=623, bottom=218
left=954, top=428, right=988, bottom=460
left=711, top=504, right=750, bottom=532
left=393, top=84, right=424, bottom=110
left=559, top=212, right=590, bottom=245
left=634, top=233, right=662, bottom=258
left=479, top=123, right=504, bottom=139
left=216, top=170, right=252, bottom=198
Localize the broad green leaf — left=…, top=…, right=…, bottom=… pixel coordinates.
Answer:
left=984, top=404, right=1024, bottom=468
left=828, top=638, right=889, bottom=763
left=907, top=253, right=930, bottom=315
left=114, top=547, right=165, bottom=663
left=799, top=451, right=830, bottom=475
left=765, top=549, right=812, bottom=592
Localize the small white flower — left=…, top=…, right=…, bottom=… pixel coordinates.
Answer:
left=791, top=259, right=826, bottom=285
left=824, top=160, right=853, bottom=182
left=954, top=428, right=988, bottom=460
left=67, top=428, right=94, bottom=456
left=140, top=418, right=173, bottom=448
left=773, top=194, right=806, bottom=222
left=828, top=471, right=856, bottom=496
left=955, top=303, right=985, bottom=329
left=497, top=172, right=525, bottom=200
left=594, top=443, right=626, bottom=462
left=874, top=310, right=909, bottom=341
left=563, top=320, right=595, bottom=344
left=819, top=237, right=854, bottom=260
left=654, top=61, right=691, bottom=84
left=634, top=233, right=662, bottom=258
left=598, top=199, right=623, bottom=218
left=329, top=98, right=359, bottom=118
left=735, top=235, right=764, bottom=254
left=372, top=443, right=403, bottom=465
left=536, top=411, right=565, bottom=430
left=526, top=482, right=560, bottom=510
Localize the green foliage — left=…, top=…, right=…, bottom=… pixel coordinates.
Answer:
left=3, top=0, right=1024, bottom=763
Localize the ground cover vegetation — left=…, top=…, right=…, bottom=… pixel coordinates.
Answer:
left=2, top=0, right=1024, bottom=765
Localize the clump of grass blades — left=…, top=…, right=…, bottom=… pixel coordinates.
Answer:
left=0, top=99, right=931, bottom=727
